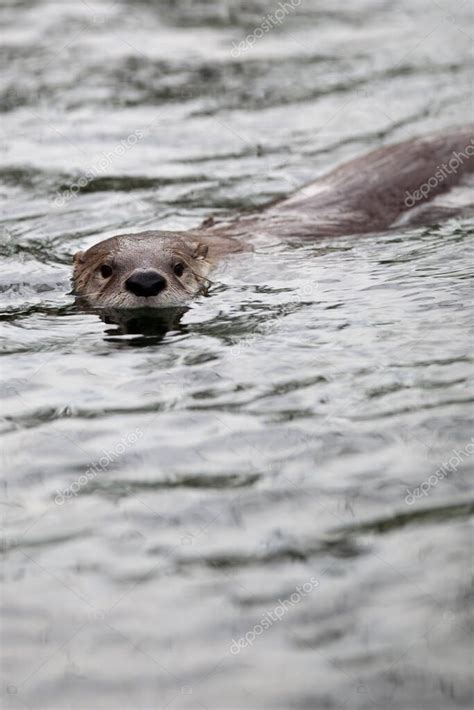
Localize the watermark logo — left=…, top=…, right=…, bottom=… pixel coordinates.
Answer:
left=230, top=281, right=318, bottom=357
left=404, top=140, right=474, bottom=208
left=53, top=129, right=144, bottom=208
left=230, top=576, right=319, bottom=654
left=405, top=438, right=474, bottom=505
left=231, top=0, right=302, bottom=57
left=54, top=428, right=143, bottom=504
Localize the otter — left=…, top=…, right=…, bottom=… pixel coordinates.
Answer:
left=72, top=230, right=244, bottom=309
left=73, top=127, right=473, bottom=309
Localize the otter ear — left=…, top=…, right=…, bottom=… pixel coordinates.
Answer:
left=192, top=242, right=209, bottom=260
left=73, top=251, right=86, bottom=265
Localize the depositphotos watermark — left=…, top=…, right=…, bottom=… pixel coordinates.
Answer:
left=53, top=129, right=144, bottom=208
left=404, top=438, right=474, bottom=505
left=404, top=140, right=474, bottom=207
left=231, top=0, right=301, bottom=57
left=230, top=576, right=319, bottom=654
left=54, top=428, right=143, bottom=505
left=230, top=281, right=318, bottom=357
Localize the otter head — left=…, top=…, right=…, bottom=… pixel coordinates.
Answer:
left=72, top=231, right=211, bottom=309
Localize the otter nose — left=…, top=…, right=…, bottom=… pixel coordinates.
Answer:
left=125, top=270, right=167, bottom=298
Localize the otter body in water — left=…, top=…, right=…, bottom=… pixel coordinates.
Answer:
left=73, top=127, right=473, bottom=309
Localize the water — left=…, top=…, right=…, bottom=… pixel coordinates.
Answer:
left=1, top=1, right=473, bottom=708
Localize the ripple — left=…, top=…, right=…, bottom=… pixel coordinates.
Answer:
left=1, top=0, right=473, bottom=707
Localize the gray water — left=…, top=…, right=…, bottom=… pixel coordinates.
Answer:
left=1, top=1, right=473, bottom=708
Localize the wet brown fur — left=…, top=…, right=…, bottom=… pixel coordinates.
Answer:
left=73, top=127, right=474, bottom=307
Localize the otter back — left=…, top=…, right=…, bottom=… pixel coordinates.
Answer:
left=208, top=126, right=474, bottom=241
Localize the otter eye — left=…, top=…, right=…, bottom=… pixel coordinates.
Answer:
left=173, top=262, right=185, bottom=277
left=100, top=264, right=113, bottom=278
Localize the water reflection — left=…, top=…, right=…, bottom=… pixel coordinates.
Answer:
left=74, top=300, right=188, bottom=343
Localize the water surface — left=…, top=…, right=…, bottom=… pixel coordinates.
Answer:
left=1, top=1, right=473, bottom=708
